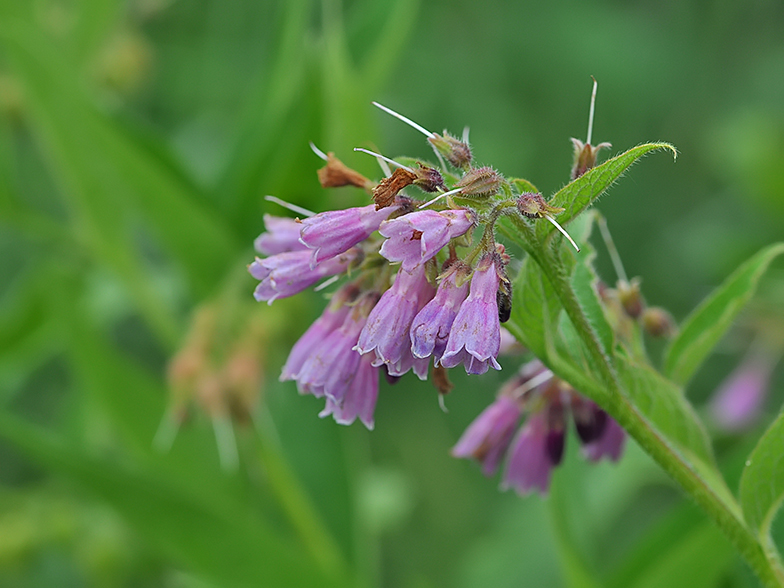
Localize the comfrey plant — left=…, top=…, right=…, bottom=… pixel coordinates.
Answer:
left=250, top=84, right=784, bottom=586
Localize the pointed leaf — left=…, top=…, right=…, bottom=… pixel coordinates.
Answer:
left=740, top=408, right=784, bottom=536
left=664, top=243, right=784, bottom=385
left=538, top=143, right=677, bottom=240
left=507, top=255, right=561, bottom=359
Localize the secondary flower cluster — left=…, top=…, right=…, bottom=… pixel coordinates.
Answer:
left=452, top=359, right=626, bottom=495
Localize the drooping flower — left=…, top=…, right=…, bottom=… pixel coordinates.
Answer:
left=254, top=214, right=308, bottom=256
left=582, top=417, right=626, bottom=462
left=250, top=249, right=358, bottom=304
left=300, top=204, right=399, bottom=269
left=280, top=282, right=360, bottom=381
left=355, top=264, right=435, bottom=377
left=410, top=261, right=471, bottom=364
left=440, top=253, right=503, bottom=375
left=502, top=410, right=556, bottom=495
left=319, top=353, right=380, bottom=429
left=451, top=394, right=522, bottom=476
left=296, top=292, right=379, bottom=402
left=379, top=209, right=475, bottom=272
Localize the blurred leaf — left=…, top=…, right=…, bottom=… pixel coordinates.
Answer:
left=608, top=503, right=733, bottom=588
left=538, top=143, right=677, bottom=240
left=72, top=0, right=123, bottom=63
left=663, top=243, right=784, bottom=385
left=359, top=0, right=419, bottom=90
left=0, top=24, right=239, bottom=301
left=740, top=408, right=784, bottom=537
left=0, top=411, right=344, bottom=588
left=571, top=229, right=614, bottom=358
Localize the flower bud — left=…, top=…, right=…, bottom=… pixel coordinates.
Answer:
left=413, top=164, right=446, bottom=192
left=570, top=138, right=612, bottom=180
left=516, top=192, right=565, bottom=219
left=318, top=153, right=372, bottom=190
left=456, top=166, right=502, bottom=198
left=428, top=132, right=472, bottom=169
left=617, top=279, right=643, bottom=319
left=642, top=307, right=676, bottom=338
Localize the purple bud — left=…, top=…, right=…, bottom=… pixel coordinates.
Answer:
left=250, top=249, right=357, bottom=304
left=300, top=204, right=398, bottom=269
left=452, top=395, right=522, bottom=476
left=379, top=209, right=475, bottom=272
left=440, top=254, right=503, bottom=375
left=410, top=261, right=471, bottom=364
left=709, top=353, right=776, bottom=432
left=254, top=214, right=307, bottom=255
left=502, top=411, right=554, bottom=496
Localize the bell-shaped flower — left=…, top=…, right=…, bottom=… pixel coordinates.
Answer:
left=319, top=354, right=380, bottom=430
left=410, top=261, right=471, bottom=364
left=379, top=209, right=474, bottom=272
left=582, top=417, right=626, bottom=462
left=709, top=351, right=777, bottom=432
left=355, top=265, right=436, bottom=375
left=254, top=214, right=308, bottom=255
left=440, top=254, right=502, bottom=375
left=300, top=204, right=397, bottom=269
left=502, top=410, right=555, bottom=495
left=250, top=249, right=357, bottom=304
left=452, top=394, right=522, bottom=476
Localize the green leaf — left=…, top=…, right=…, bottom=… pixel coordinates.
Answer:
left=538, top=143, right=677, bottom=240
left=617, top=354, right=715, bottom=467
left=0, top=412, right=344, bottom=588
left=664, top=243, right=784, bottom=385
left=509, top=177, right=540, bottom=194
left=740, top=409, right=784, bottom=537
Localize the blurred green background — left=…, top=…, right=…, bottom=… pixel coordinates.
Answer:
left=1, top=0, right=783, bottom=586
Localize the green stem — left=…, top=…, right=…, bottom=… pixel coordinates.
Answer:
left=528, top=237, right=784, bottom=588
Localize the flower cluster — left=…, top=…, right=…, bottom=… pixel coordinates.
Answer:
left=452, top=360, right=626, bottom=495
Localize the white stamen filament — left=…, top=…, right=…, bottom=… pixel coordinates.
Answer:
left=314, top=275, right=340, bottom=292
left=265, top=195, right=315, bottom=218
left=438, top=393, right=449, bottom=413
left=417, top=186, right=463, bottom=209
left=353, top=147, right=415, bottom=172
left=309, top=141, right=329, bottom=161
left=512, top=368, right=555, bottom=400
left=544, top=213, right=580, bottom=252
left=462, top=126, right=471, bottom=144
left=587, top=76, right=598, bottom=145
left=372, top=101, right=435, bottom=138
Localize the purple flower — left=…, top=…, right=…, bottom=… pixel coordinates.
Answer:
left=709, top=352, right=776, bottom=432
left=502, top=411, right=554, bottom=495
left=254, top=214, right=307, bottom=255
left=582, top=417, right=626, bottom=462
left=319, top=354, right=380, bottom=430
left=355, top=265, right=436, bottom=375
left=300, top=204, right=397, bottom=269
left=280, top=283, right=360, bottom=381
left=296, top=293, right=378, bottom=401
left=379, top=209, right=475, bottom=272
left=440, top=254, right=502, bottom=375
left=249, top=249, right=357, bottom=304
left=452, top=395, right=522, bottom=476
left=410, top=261, right=471, bottom=364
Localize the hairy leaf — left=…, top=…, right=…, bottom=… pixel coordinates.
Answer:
left=508, top=255, right=561, bottom=360
left=664, top=243, right=784, bottom=385
left=538, top=143, right=677, bottom=240
left=740, top=409, right=784, bottom=537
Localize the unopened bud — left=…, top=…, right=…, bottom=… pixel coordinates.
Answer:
left=456, top=166, right=501, bottom=198
left=642, top=307, right=676, bottom=338
left=516, top=192, right=564, bottom=219
left=617, top=279, right=643, bottom=319
left=570, top=138, right=612, bottom=180
left=413, top=164, right=445, bottom=192
left=428, top=132, right=472, bottom=169
left=318, top=153, right=372, bottom=189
